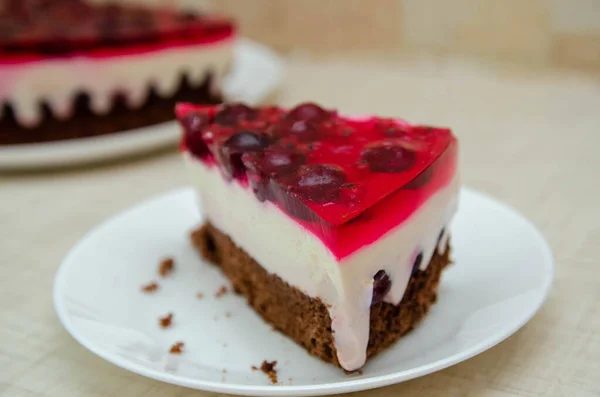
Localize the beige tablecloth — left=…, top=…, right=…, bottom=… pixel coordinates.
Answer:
left=1, top=57, right=599, bottom=397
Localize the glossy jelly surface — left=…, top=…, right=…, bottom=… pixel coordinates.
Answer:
left=178, top=102, right=458, bottom=259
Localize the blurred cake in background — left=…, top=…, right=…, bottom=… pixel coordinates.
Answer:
left=0, top=0, right=235, bottom=145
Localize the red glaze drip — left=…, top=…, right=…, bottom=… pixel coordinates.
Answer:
left=177, top=102, right=458, bottom=260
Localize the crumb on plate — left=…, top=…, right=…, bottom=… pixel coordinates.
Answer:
left=159, top=257, right=175, bottom=277
left=159, top=312, right=173, bottom=328
left=253, top=360, right=278, bottom=384
left=169, top=341, right=184, bottom=354
left=214, top=285, right=228, bottom=298
left=141, top=281, right=159, bottom=293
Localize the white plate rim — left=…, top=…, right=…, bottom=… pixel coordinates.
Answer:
left=53, top=186, right=554, bottom=396
left=0, top=38, right=285, bottom=170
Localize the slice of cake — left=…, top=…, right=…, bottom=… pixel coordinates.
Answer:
left=177, top=102, right=459, bottom=371
left=0, top=0, right=235, bottom=145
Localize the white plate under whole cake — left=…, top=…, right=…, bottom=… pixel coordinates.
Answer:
left=0, top=39, right=284, bottom=170
left=53, top=186, right=553, bottom=396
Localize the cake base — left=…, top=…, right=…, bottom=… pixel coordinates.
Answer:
left=191, top=222, right=451, bottom=369
left=0, top=74, right=221, bottom=145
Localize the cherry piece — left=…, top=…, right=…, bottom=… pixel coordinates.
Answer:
left=290, top=164, right=346, bottom=203
left=243, top=146, right=305, bottom=176
left=180, top=111, right=210, bottom=157
left=214, top=104, right=257, bottom=126
left=289, top=120, right=319, bottom=142
left=219, top=131, right=269, bottom=179
left=371, top=270, right=391, bottom=306
left=287, top=102, right=329, bottom=123
left=181, top=111, right=209, bottom=133
left=242, top=146, right=306, bottom=201
left=361, top=144, right=416, bottom=173
left=223, top=130, right=267, bottom=153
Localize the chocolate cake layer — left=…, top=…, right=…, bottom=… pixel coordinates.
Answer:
left=0, top=74, right=221, bottom=145
left=191, top=222, right=451, bottom=369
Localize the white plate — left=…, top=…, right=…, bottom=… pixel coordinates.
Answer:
left=53, top=187, right=553, bottom=396
left=0, top=39, right=284, bottom=170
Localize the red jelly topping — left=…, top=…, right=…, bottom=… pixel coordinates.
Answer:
left=0, top=0, right=234, bottom=63
left=177, top=102, right=458, bottom=260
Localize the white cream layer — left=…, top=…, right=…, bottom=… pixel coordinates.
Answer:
left=185, top=154, right=459, bottom=371
left=0, top=38, right=234, bottom=127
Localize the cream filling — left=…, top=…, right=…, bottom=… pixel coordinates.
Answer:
left=185, top=154, right=459, bottom=370
left=0, top=38, right=235, bottom=127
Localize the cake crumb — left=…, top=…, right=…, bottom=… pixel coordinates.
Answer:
left=159, top=257, right=175, bottom=277
left=222, top=369, right=227, bottom=374
left=196, top=292, right=204, bottom=299
left=225, top=312, right=231, bottom=318
left=159, top=312, right=173, bottom=328
left=141, top=281, right=159, bottom=293
left=254, top=360, right=278, bottom=384
left=358, top=370, right=364, bottom=375
left=214, top=285, right=228, bottom=298
left=169, top=342, right=184, bottom=354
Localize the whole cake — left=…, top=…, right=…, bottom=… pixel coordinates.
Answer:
left=177, top=102, right=459, bottom=371
left=0, top=0, right=235, bottom=145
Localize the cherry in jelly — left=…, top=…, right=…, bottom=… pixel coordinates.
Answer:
left=223, top=131, right=267, bottom=152
left=287, top=103, right=330, bottom=123
left=219, top=131, right=269, bottom=178
left=361, top=144, right=416, bottom=173
left=289, top=120, right=319, bottom=142
left=214, top=104, right=257, bottom=126
left=180, top=111, right=209, bottom=133
left=180, top=112, right=210, bottom=157
left=243, top=146, right=306, bottom=201
left=243, top=145, right=306, bottom=176
left=290, top=164, right=347, bottom=203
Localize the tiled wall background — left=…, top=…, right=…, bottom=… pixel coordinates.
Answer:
left=97, top=0, right=600, bottom=72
